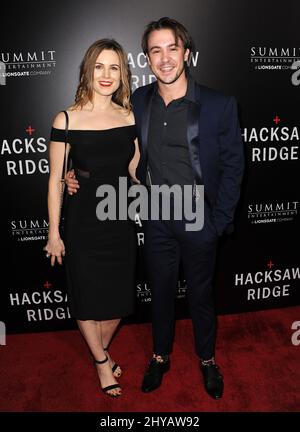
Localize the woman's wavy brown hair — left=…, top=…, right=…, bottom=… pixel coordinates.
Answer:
left=73, top=39, right=131, bottom=112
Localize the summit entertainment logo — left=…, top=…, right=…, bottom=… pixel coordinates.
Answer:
left=248, top=201, right=298, bottom=224
left=250, top=46, right=300, bottom=71
left=11, top=219, right=49, bottom=242
left=137, top=280, right=187, bottom=303
left=0, top=50, right=56, bottom=79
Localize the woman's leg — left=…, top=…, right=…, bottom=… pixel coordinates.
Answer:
left=97, top=319, right=122, bottom=376
left=77, top=319, right=121, bottom=396
left=99, top=318, right=120, bottom=348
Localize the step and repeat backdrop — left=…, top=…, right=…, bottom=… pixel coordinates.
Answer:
left=2, top=0, right=299, bottom=333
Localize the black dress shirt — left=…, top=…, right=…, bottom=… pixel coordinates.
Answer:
left=147, top=77, right=195, bottom=187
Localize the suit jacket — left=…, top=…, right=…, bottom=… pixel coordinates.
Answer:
left=131, top=76, right=244, bottom=236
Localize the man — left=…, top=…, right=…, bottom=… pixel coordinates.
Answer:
left=66, top=17, right=244, bottom=399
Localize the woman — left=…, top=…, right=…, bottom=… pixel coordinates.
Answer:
left=44, top=39, right=140, bottom=397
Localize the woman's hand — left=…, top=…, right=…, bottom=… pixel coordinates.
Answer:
left=128, top=138, right=140, bottom=184
left=128, top=159, right=140, bottom=184
left=43, top=236, right=65, bottom=266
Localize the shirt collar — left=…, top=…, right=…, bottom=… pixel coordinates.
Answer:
left=153, top=73, right=196, bottom=104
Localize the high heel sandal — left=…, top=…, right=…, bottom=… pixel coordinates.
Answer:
left=94, top=355, right=122, bottom=397
left=104, top=346, right=122, bottom=378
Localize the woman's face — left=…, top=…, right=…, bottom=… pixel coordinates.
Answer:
left=93, top=49, right=121, bottom=97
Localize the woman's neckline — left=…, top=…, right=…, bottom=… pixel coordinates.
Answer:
left=52, top=124, right=135, bottom=132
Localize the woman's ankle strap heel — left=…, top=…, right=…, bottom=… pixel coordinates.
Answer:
left=93, top=355, right=108, bottom=365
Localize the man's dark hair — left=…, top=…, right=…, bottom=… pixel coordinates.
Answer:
left=141, top=17, right=194, bottom=55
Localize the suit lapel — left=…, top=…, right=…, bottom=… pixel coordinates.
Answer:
left=139, top=79, right=204, bottom=189
left=187, top=100, right=203, bottom=185
left=140, top=85, right=155, bottom=155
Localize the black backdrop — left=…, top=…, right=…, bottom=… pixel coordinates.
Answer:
left=2, top=0, right=299, bottom=334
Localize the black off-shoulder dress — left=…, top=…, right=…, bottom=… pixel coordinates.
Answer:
left=50, top=125, right=136, bottom=320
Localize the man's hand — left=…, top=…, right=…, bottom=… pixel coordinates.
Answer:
left=65, top=169, right=79, bottom=195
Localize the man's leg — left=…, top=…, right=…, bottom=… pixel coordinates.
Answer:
left=145, top=219, right=180, bottom=355
left=180, top=232, right=217, bottom=360
left=178, top=221, right=224, bottom=399
left=141, top=219, right=180, bottom=392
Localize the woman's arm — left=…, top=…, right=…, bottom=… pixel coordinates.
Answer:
left=128, top=138, right=140, bottom=184
left=44, top=112, right=70, bottom=265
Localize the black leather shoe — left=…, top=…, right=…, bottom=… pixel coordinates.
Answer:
left=201, top=363, right=224, bottom=399
left=141, top=358, right=170, bottom=393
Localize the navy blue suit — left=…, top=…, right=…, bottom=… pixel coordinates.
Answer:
left=131, top=77, right=244, bottom=359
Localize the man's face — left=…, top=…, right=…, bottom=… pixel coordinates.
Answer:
left=146, top=29, right=189, bottom=85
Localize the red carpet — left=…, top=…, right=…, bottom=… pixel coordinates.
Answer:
left=0, top=306, right=299, bottom=412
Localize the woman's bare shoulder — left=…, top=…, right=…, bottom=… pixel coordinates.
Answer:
left=127, top=110, right=135, bottom=125
left=52, top=111, right=68, bottom=129
left=52, top=104, right=80, bottom=128
left=113, top=103, right=135, bottom=125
